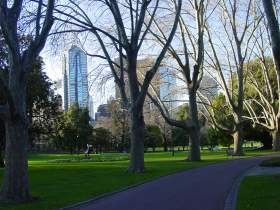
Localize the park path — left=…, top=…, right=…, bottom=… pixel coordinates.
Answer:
left=67, top=155, right=277, bottom=210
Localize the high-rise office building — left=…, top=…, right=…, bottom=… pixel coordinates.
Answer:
left=62, top=45, right=89, bottom=110
left=159, top=66, right=179, bottom=115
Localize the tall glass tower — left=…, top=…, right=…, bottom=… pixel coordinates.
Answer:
left=63, top=45, right=89, bottom=110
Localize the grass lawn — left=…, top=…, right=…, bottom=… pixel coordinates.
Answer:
left=260, top=157, right=280, bottom=167
left=0, top=150, right=275, bottom=210
left=237, top=157, right=280, bottom=210
left=237, top=174, right=280, bottom=210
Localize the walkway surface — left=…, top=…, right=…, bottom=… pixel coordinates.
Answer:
left=67, top=155, right=277, bottom=210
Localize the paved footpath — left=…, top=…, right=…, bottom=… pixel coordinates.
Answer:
left=68, top=155, right=278, bottom=210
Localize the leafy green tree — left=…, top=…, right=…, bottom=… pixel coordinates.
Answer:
left=92, top=127, right=112, bottom=153
left=172, top=127, right=189, bottom=150
left=26, top=58, right=62, bottom=148
left=207, top=128, right=232, bottom=149
left=144, top=125, right=163, bottom=152
left=53, top=104, right=92, bottom=154
left=1, top=31, right=61, bottom=153
left=225, top=58, right=278, bottom=149
left=175, top=104, right=190, bottom=121
left=211, top=94, right=234, bottom=130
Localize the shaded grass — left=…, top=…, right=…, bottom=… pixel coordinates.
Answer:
left=237, top=174, right=280, bottom=210
left=260, top=157, right=280, bottom=167
left=0, top=150, right=276, bottom=210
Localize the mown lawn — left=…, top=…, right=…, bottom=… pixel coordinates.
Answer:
left=237, top=156, right=280, bottom=210
left=0, top=150, right=275, bottom=210
left=237, top=174, right=280, bottom=210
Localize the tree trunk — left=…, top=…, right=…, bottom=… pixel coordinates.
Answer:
left=272, top=129, right=280, bottom=151
left=233, top=124, right=244, bottom=156
left=0, top=76, right=32, bottom=203
left=127, top=53, right=145, bottom=173
left=0, top=150, right=4, bottom=168
left=188, top=90, right=201, bottom=161
left=128, top=111, right=145, bottom=173
left=0, top=120, right=31, bottom=203
left=163, top=134, right=168, bottom=152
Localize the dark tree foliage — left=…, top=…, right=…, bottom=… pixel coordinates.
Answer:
left=243, top=123, right=272, bottom=150
left=172, top=127, right=189, bottom=150
left=207, top=127, right=232, bottom=149
left=92, top=127, right=112, bottom=153
left=144, top=125, right=163, bottom=152
left=26, top=58, right=62, bottom=149
left=53, top=104, right=92, bottom=154
left=0, top=30, right=61, bottom=150
left=0, top=120, right=4, bottom=167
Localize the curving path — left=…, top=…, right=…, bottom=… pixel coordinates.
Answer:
left=66, top=155, right=277, bottom=210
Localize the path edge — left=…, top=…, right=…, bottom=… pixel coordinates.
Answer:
left=223, top=166, right=258, bottom=210
left=59, top=159, right=234, bottom=210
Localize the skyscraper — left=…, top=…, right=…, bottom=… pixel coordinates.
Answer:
left=62, top=45, right=89, bottom=110
left=159, top=66, right=179, bottom=113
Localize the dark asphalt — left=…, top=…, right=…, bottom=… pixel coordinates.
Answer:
left=69, top=156, right=274, bottom=210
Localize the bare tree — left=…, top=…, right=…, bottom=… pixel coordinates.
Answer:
left=243, top=0, right=280, bottom=150
left=54, top=0, right=182, bottom=172
left=146, top=0, right=212, bottom=160
left=204, top=0, right=261, bottom=155
left=0, top=0, right=55, bottom=203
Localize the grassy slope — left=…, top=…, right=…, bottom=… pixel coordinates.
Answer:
left=0, top=150, right=275, bottom=210
left=237, top=174, right=280, bottom=210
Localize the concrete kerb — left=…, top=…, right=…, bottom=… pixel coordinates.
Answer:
left=224, top=154, right=280, bottom=210
left=59, top=179, right=150, bottom=210
left=224, top=166, right=257, bottom=210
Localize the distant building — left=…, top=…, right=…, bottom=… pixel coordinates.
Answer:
left=62, top=45, right=89, bottom=110
left=95, top=104, right=111, bottom=121
left=159, top=66, right=179, bottom=116
left=199, top=74, right=218, bottom=100
left=94, top=103, right=113, bottom=130
left=88, top=96, right=94, bottom=120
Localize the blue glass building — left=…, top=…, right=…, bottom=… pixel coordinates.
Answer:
left=63, top=45, right=89, bottom=110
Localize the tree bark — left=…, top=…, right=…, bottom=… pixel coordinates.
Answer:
left=163, top=134, right=168, bottom=152
left=0, top=120, right=30, bottom=203
left=0, top=79, right=31, bottom=202
left=233, top=123, right=244, bottom=156
left=262, top=0, right=280, bottom=77
left=128, top=110, right=145, bottom=172
left=271, top=128, right=280, bottom=151
left=188, top=89, right=201, bottom=161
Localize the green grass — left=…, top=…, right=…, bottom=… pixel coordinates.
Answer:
left=237, top=174, right=280, bottom=210
left=260, top=157, right=280, bottom=167
left=0, top=150, right=276, bottom=210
